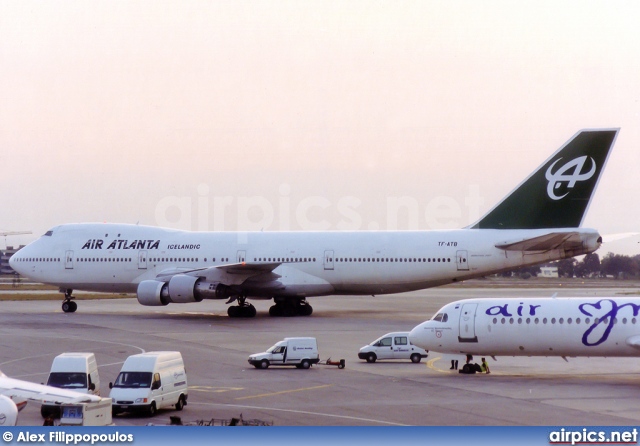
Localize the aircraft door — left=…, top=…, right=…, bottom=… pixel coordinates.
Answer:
left=65, top=250, right=74, bottom=270
left=237, top=250, right=246, bottom=263
left=456, top=250, right=469, bottom=271
left=458, top=303, right=478, bottom=343
left=324, top=250, right=334, bottom=270
left=138, top=250, right=147, bottom=270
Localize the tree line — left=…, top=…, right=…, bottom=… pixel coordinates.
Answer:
left=503, top=253, right=640, bottom=279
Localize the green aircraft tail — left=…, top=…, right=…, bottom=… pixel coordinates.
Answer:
left=471, top=129, right=619, bottom=229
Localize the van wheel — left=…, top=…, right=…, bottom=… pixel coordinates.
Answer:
left=175, top=395, right=185, bottom=411
left=300, top=359, right=311, bottom=369
left=260, top=359, right=269, bottom=369
left=366, top=353, right=376, bottom=363
left=147, top=402, right=157, bottom=417
left=410, top=353, right=422, bottom=363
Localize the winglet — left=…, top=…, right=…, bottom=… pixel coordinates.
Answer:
left=470, top=129, right=619, bottom=229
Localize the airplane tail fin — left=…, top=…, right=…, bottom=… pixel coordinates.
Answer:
left=470, top=129, right=619, bottom=229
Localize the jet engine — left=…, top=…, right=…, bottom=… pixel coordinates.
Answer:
left=0, top=395, right=19, bottom=426
left=136, top=275, right=232, bottom=306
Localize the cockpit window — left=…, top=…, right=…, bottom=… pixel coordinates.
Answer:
left=43, top=230, right=53, bottom=236
left=432, top=313, right=449, bottom=322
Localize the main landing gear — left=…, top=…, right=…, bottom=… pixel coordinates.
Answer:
left=227, top=296, right=256, bottom=318
left=225, top=296, right=314, bottom=318
left=60, top=288, right=78, bottom=313
left=269, top=298, right=313, bottom=317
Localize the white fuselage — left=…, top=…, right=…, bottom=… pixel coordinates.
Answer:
left=409, top=297, right=640, bottom=357
left=10, top=223, right=601, bottom=299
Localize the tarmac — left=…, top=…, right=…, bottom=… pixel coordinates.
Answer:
left=2, top=280, right=640, bottom=426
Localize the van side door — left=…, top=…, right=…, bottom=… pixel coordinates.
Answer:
left=150, top=373, right=163, bottom=407
left=375, top=337, right=394, bottom=360
left=270, top=346, right=286, bottom=364
left=392, top=335, right=410, bottom=359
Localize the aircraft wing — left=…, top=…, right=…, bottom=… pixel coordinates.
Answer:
left=625, top=335, right=640, bottom=349
left=495, top=232, right=586, bottom=252
left=0, top=371, right=101, bottom=405
left=156, top=262, right=282, bottom=286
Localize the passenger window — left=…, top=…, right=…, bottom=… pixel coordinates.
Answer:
left=394, top=337, right=408, bottom=346
left=379, top=338, right=392, bottom=347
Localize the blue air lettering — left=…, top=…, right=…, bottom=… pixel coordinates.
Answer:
left=81, top=239, right=160, bottom=250
left=579, top=299, right=640, bottom=347
left=485, top=302, right=541, bottom=317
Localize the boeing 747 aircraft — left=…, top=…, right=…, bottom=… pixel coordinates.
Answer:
left=409, top=297, right=640, bottom=364
left=10, top=129, right=618, bottom=318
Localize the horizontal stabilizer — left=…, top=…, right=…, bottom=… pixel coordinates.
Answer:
left=0, top=371, right=102, bottom=405
left=495, top=232, right=586, bottom=252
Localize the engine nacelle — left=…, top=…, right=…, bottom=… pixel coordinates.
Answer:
left=137, top=276, right=233, bottom=306
left=137, top=280, right=169, bottom=306
left=0, top=395, right=19, bottom=426
left=167, top=274, right=203, bottom=303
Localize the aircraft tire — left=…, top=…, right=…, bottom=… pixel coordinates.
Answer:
left=269, top=305, right=282, bottom=317
left=69, top=301, right=78, bottom=313
left=62, top=302, right=72, bottom=313
left=299, top=303, right=313, bottom=316
left=242, top=304, right=256, bottom=318
left=227, top=306, right=238, bottom=318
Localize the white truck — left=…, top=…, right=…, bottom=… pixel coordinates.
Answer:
left=41, top=352, right=101, bottom=418
left=358, top=332, right=428, bottom=363
left=109, top=351, right=188, bottom=416
left=248, top=337, right=320, bottom=369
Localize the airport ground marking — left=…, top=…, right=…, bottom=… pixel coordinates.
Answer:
left=190, top=385, right=244, bottom=393
left=427, top=356, right=451, bottom=374
left=235, top=384, right=333, bottom=401
left=188, top=401, right=408, bottom=426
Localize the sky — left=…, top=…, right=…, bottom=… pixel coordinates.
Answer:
left=1, top=1, right=640, bottom=254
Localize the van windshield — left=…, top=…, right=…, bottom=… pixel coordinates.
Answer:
left=112, top=372, right=153, bottom=388
left=47, top=372, right=87, bottom=389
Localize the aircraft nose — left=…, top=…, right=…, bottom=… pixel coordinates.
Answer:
left=8, top=252, right=21, bottom=274
left=408, top=322, right=427, bottom=347
left=8, top=248, right=28, bottom=275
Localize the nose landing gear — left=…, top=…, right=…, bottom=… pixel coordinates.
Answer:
left=60, top=288, right=78, bottom=313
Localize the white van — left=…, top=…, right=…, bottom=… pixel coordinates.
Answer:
left=41, top=352, right=100, bottom=418
left=109, top=351, right=187, bottom=416
left=358, top=332, right=428, bottom=363
left=248, top=337, right=320, bottom=369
